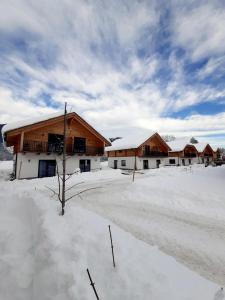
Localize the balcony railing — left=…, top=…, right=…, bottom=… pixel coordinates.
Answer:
left=203, top=154, right=213, bottom=157
left=141, top=151, right=168, bottom=157
left=74, top=146, right=104, bottom=155
left=22, top=140, right=104, bottom=156
left=184, top=153, right=197, bottom=158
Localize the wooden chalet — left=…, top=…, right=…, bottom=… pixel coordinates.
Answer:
left=106, top=132, right=171, bottom=170
left=194, top=143, right=215, bottom=163
left=3, top=112, right=110, bottom=179
left=167, top=139, right=199, bottom=166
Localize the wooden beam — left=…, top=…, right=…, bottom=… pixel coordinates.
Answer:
left=20, top=132, right=24, bottom=152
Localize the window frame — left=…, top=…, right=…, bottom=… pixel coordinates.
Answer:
left=121, top=160, right=126, bottom=167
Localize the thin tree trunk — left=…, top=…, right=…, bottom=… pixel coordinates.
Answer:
left=62, top=102, right=67, bottom=215
left=132, top=152, right=136, bottom=182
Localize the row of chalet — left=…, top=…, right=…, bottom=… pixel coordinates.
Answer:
left=3, top=111, right=219, bottom=179
left=3, top=112, right=110, bottom=179
left=106, top=133, right=219, bottom=170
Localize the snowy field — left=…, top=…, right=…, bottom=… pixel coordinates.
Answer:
left=0, top=160, right=224, bottom=299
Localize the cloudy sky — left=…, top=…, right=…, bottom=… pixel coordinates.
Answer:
left=0, top=0, right=225, bottom=146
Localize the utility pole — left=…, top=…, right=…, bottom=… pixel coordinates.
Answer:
left=62, top=102, right=67, bottom=215
left=132, top=151, right=137, bottom=182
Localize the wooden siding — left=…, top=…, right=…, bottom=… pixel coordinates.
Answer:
left=107, top=133, right=169, bottom=157
left=168, top=151, right=183, bottom=157
left=108, top=149, right=136, bottom=157
left=169, top=145, right=198, bottom=158
left=137, top=134, right=169, bottom=156
left=8, top=116, right=104, bottom=154
left=201, top=144, right=214, bottom=157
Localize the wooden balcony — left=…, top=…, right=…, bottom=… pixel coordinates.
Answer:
left=22, top=140, right=104, bottom=156
left=203, top=154, right=213, bottom=157
left=184, top=153, right=197, bottom=158
left=140, top=151, right=168, bottom=157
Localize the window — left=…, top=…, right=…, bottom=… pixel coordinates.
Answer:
left=144, top=145, right=150, bottom=155
left=121, top=160, right=126, bottom=166
left=169, top=159, right=176, bottom=164
left=74, top=137, right=86, bottom=153
left=38, top=160, right=56, bottom=178
left=48, top=134, right=63, bottom=153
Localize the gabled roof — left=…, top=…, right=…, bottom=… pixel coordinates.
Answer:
left=168, top=137, right=215, bottom=153
left=3, top=111, right=111, bottom=146
left=106, top=131, right=170, bottom=151
left=2, top=112, right=63, bottom=134
left=193, top=142, right=208, bottom=152
left=168, top=138, right=197, bottom=152
left=211, top=145, right=219, bottom=152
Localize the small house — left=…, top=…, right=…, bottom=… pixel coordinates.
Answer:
left=106, top=132, right=171, bottom=170
left=166, top=138, right=199, bottom=166
left=3, top=112, right=110, bottom=179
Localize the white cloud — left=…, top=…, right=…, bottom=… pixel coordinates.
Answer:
left=171, top=1, right=225, bottom=61
left=0, top=87, right=56, bottom=123
left=0, top=0, right=225, bottom=147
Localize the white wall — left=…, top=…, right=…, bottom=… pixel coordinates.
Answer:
left=109, top=155, right=213, bottom=170
left=108, top=156, right=166, bottom=170
left=15, top=153, right=101, bottom=179
left=164, top=157, right=179, bottom=166
left=165, top=156, right=207, bottom=166
left=108, top=156, right=135, bottom=169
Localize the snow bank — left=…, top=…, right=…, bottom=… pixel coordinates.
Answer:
left=0, top=160, right=13, bottom=180
left=0, top=164, right=223, bottom=299
left=26, top=195, right=223, bottom=299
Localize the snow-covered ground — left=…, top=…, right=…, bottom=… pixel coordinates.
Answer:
left=0, top=161, right=224, bottom=299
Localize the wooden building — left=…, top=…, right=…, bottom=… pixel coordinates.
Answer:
left=166, top=138, right=199, bottom=166
left=3, top=112, right=110, bottom=179
left=194, top=143, right=215, bottom=164
left=166, top=138, right=218, bottom=166
left=106, top=132, right=171, bottom=170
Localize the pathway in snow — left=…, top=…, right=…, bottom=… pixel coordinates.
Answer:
left=0, top=188, right=34, bottom=300
left=73, top=167, right=225, bottom=286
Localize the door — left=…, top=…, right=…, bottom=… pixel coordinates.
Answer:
left=156, top=159, right=161, bottom=168
left=182, top=159, right=185, bottom=166
left=79, top=159, right=91, bottom=172
left=143, top=160, right=149, bottom=169
left=114, top=160, right=118, bottom=169
left=38, top=160, right=56, bottom=178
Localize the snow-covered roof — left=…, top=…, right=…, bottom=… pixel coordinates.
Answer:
left=168, top=137, right=216, bottom=153
left=211, top=145, right=219, bottom=152
left=193, top=142, right=208, bottom=152
left=2, top=111, right=110, bottom=145
left=106, top=131, right=156, bottom=151
left=2, top=112, right=64, bottom=134
left=168, top=138, right=196, bottom=152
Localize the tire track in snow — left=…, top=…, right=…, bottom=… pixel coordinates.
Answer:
left=72, top=178, right=225, bottom=286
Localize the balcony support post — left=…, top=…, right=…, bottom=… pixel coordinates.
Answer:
left=20, top=131, right=24, bottom=152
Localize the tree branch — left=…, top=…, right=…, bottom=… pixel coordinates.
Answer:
left=56, top=163, right=62, bottom=202
left=44, top=185, right=62, bottom=203
left=65, top=181, right=85, bottom=193
left=65, top=186, right=102, bottom=202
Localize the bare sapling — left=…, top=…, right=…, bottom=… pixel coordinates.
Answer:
left=108, top=225, right=116, bottom=268
left=45, top=102, right=102, bottom=215
left=87, top=268, right=100, bottom=300
left=132, top=153, right=137, bottom=182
